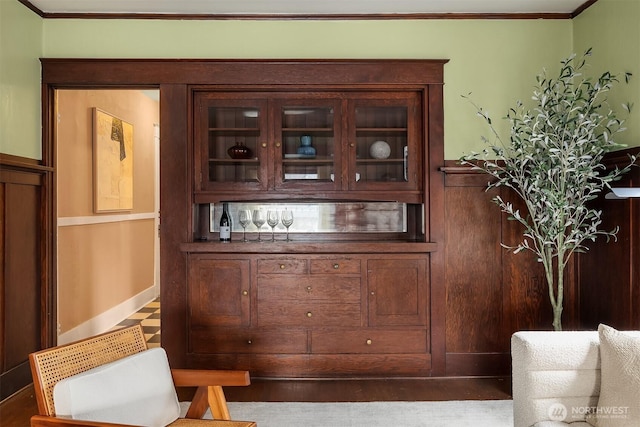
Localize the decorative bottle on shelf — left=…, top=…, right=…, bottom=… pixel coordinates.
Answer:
left=297, top=135, right=316, bottom=156
left=219, top=202, right=231, bottom=242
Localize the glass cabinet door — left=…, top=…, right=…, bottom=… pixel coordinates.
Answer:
left=349, top=93, right=421, bottom=191
left=196, top=96, right=268, bottom=191
left=273, top=99, right=341, bottom=191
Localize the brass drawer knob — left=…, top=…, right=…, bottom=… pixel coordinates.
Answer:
left=306, top=286, right=312, bottom=292
left=333, top=263, right=339, bottom=269
left=275, top=142, right=281, bottom=148
left=247, top=339, right=252, bottom=345
left=280, top=264, right=286, bottom=269
left=242, top=290, right=248, bottom=296
left=261, top=142, right=267, bottom=148
left=306, top=312, right=312, bottom=318
left=366, top=339, right=372, bottom=345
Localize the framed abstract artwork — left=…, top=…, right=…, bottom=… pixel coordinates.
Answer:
left=93, top=108, right=134, bottom=212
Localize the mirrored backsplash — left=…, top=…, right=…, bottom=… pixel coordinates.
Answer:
left=210, top=202, right=406, bottom=234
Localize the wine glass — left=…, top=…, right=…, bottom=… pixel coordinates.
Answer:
left=252, top=209, right=266, bottom=241
left=238, top=209, right=251, bottom=242
left=267, top=210, right=279, bottom=242
left=281, top=209, right=294, bottom=241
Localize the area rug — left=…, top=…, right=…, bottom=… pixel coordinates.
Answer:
left=187, top=400, right=514, bottom=427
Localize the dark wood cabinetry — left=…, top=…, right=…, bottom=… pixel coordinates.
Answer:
left=188, top=256, right=251, bottom=327
left=184, top=60, right=445, bottom=377
left=39, top=58, right=446, bottom=377
left=194, top=91, right=423, bottom=203
left=185, top=252, right=431, bottom=377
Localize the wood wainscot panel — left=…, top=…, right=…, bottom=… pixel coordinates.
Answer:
left=444, top=184, right=504, bottom=353
left=445, top=353, right=512, bottom=377
left=0, top=156, right=52, bottom=400
left=580, top=152, right=640, bottom=330
left=441, top=161, right=576, bottom=377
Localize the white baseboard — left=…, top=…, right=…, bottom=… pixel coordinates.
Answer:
left=58, top=286, right=158, bottom=345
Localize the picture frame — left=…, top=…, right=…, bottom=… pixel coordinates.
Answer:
left=93, top=108, right=134, bottom=212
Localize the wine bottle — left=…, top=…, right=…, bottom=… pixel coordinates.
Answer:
left=219, top=202, right=231, bottom=242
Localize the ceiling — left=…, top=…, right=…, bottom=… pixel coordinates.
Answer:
left=24, top=0, right=595, bottom=18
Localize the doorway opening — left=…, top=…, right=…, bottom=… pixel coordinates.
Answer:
left=55, top=89, right=160, bottom=344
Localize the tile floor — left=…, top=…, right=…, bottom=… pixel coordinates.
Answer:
left=112, top=298, right=161, bottom=347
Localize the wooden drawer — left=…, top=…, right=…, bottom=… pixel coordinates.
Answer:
left=310, top=258, right=361, bottom=275
left=257, top=302, right=361, bottom=327
left=311, top=329, right=428, bottom=354
left=258, top=259, right=308, bottom=274
left=190, top=329, right=308, bottom=354
left=257, top=276, right=360, bottom=302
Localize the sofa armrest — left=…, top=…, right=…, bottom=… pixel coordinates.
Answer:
left=511, top=331, right=600, bottom=427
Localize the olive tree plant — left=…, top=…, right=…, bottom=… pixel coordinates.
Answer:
left=461, top=49, right=636, bottom=331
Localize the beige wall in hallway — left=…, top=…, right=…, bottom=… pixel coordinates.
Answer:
left=56, top=89, right=159, bottom=335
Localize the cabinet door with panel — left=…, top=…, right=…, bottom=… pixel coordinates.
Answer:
left=272, top=97, right=342, bottom=192
left=367, top=257, right=428, bottom=327
left=347, top=92, right=422, bottom=192
left=194, top=94, right=269, bottom=193
left=188, top=255, right=251, bottom=327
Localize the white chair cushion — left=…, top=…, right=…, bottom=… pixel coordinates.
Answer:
left=53, top=347, right=180, bottom=427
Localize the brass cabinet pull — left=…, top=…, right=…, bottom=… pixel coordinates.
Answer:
left=275, top=142, right=281, bottom=148
left=306, top=312, right=312, bottom=318
left=306, top=286, right=312, bottom=292
left=242, top=290, right=248, bottom=296
left=247, top=339, right=252, bottom=345
left=280, top=264, right=286, bottom=269
left=370, top=291, right=375, bottom=296
left=366, top=339, right=372, bottom=345
left=261, top=142, right=267, bottom=148
left=333, top=263, right=339, bottom=269
left=350, top=143, right=355, bottom=147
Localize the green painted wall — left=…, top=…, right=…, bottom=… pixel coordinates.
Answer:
left=0, top=0, right=42, bottom=159
left=574, top=0, right=640, bottom=149
left=4, top=1, right=640, bottom=161
left=41, top=19, right=571, bottom=159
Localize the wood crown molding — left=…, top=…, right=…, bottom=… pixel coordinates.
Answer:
left=18, top=0, right=598, bottom=20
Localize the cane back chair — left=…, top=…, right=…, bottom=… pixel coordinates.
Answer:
left=29, top=324, right=256, bottom=427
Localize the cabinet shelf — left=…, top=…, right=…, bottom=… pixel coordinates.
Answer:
left=282, top=158, right=334, bottom=164
left=282, top=128, right=333, bottom=133
left=356, top=158, right=404, bottom=163
left=208, top=158, right=259, bottom=163
left=356, top=128, right=408, bottom=133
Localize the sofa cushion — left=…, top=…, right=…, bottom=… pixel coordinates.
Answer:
left=587, top=324, right=640, bottom=427
left=53, top=347, right=180, bottom=426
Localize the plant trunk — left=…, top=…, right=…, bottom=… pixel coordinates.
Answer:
left=544, top=251, right=564, bottom=331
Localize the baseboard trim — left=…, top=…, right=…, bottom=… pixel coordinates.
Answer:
left=58, top=286, right=157, bottom=345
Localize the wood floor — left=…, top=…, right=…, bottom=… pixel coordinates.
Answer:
left=1, top=377, right=511, bottom=426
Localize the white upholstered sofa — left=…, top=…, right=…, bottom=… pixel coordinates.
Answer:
left=511, top=327, right=640, bottom=427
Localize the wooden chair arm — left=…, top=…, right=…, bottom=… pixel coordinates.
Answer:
left=31, top=415, right=135, bottom=427
left=172, top=369, right=250, bottom=421
left=171, top=369, right=251, bottom=387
